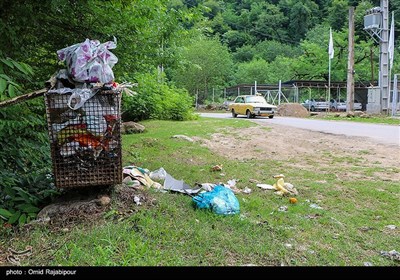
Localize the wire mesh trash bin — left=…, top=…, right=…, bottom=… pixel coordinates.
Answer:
left=45, top=89, right=122, bottom=188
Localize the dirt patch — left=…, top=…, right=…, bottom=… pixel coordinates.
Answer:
left=277, top=103, right=309, bottom=118
left=31, top=184, right=154, bottom=230
left=195, top=123, right=400, bottom=182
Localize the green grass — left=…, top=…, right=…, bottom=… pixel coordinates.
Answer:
left=1, top=117, right=399, bottom=266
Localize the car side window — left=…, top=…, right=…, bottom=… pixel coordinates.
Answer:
left=237, top=97, right=244, bottom=103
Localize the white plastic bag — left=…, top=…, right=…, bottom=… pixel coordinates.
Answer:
left=67, top=88, right=96, bottom=110
left=149, top=167, right=167, bottom=181
left=57, top=38, right=118, bottom=83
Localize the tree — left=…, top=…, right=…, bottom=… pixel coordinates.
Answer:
left=171, top=37, right=233, bottom=102
left=233, top=45, right=256, bottom=63
left=249, top=2, right=288, bottom=43
left=0, top=0, right=202, bottom=85
left=254, top=40, right=302, bottom=62
left=267, top=56, right=296, bottom=83
left=232, top=58, right=270, bottom=84
left=327, top=0, right=349, bottom=31
left=221, top=30, right=253, bottom=51
left=292, top=24, right=374, bottom=82
left=279, top=0, right=320, bottom=42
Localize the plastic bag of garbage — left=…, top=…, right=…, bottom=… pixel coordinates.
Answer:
left=192, top=185, right=240, bottom=215
left=57, top=38, right=118, bottom=84
left=67, top=88, right=97, bottom=110
left=149, top=167, right=167, bottom=181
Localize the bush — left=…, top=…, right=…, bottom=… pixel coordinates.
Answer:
left=0, top=102, right=58, bottom=226
left=0, top=56, right=58, bottom=226
left=122, top=72, right=196, bottom=122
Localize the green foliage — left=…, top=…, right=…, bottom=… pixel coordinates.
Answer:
left=122, top=72, right=195, bottom=122
left=233, top=45, right=255, bottom=63
left=0, top=52, right=34, bottom=99
left=294, top=24, right=376, bottom=82
left=327, top=0, right=349, bottom=31
left=233, top=58, right=270, bottom=84
left=249, top=2, right=288, bottom=42
left=254, top=40, right=302, bottom=62
left=267, top=56, right=297, bottom=82
left=0, top=56, right=57, bottom=226
left=171, top=37, right=233, bottom=102
left=222, top=30, right=252, bottom=51
left=0, top=102, right=57, bottom=226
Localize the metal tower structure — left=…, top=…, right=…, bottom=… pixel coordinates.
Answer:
left=364, top=0, right=390, bottom=113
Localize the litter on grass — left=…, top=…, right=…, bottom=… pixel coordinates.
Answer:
left=192, top=185, right=240, bottom=215
left=133, top=196, right=142, bottom=206
left=171, top=135, right=194, bottom=142
left=211, top=164, right=223, bottom=171
left=278, top=206, right=288, bottom=212
left=242, top=187, right=252, bottom=194
left=256, top=174, right=298, bottom=196
left=380, top=250, right=400, bottom=262
left=149, top=167, right=167, bottom=181
left=385, top=225, right=397, bottom=230
left=163, top=173, right=202, bottom=195
left=309, top=203, right=323, bottom=210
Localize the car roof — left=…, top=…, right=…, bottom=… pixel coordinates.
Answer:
left=236, top=95, right=265, bottom=98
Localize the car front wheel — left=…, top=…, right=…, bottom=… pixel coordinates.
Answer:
left=231, top=110, right=237, bottom=118
left=268, top=115, right=274, bottom=119
left=246, top=110, right=252, bottom=119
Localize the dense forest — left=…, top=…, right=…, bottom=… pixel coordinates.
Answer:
left=0, top=0, right=399, bottom=224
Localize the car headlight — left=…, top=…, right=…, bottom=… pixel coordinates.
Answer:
left=253, top=107, right=260, bottom=112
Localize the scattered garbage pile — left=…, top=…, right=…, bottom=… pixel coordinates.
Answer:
left=45, top=38, right=132, bottom=188
left=122, top=165, right=242, bottom=215
left=121, top=164, right=306, bottom=216
left=121, top=163, right=303, bottom=216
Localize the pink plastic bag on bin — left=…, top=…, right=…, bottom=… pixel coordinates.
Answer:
left=57, top=38, right=118, bottom=84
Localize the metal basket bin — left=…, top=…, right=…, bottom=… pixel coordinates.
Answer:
left=45, top=89, right=122, bottom=188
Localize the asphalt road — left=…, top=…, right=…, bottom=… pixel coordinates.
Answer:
left=199, top=112, right=400, bottom=146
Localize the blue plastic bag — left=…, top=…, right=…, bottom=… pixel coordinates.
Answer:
left=192, top=185, right=240, bottom=215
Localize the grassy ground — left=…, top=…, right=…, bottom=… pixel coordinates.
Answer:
left=1, top=118, right=399, bottom=266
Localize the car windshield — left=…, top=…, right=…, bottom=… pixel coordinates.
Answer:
left=245, top=96, right=266, bottom=103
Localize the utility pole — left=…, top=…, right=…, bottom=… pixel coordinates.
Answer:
left=347, top=6, right=355, bottom=112
left=363, top=0, right=390, bottom=114
left=278, top=80, right=281, bottom=105
left=381, top=0, right=390, bottom=114
left=370, top=47, right=374, bottom=84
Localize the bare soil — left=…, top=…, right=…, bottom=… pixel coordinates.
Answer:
left=195, top=122, right=400, bottom=182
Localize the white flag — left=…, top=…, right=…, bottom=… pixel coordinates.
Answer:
left=388, top=12, right=395, bottom=69
left=329, top=28, right=334, bottom=60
